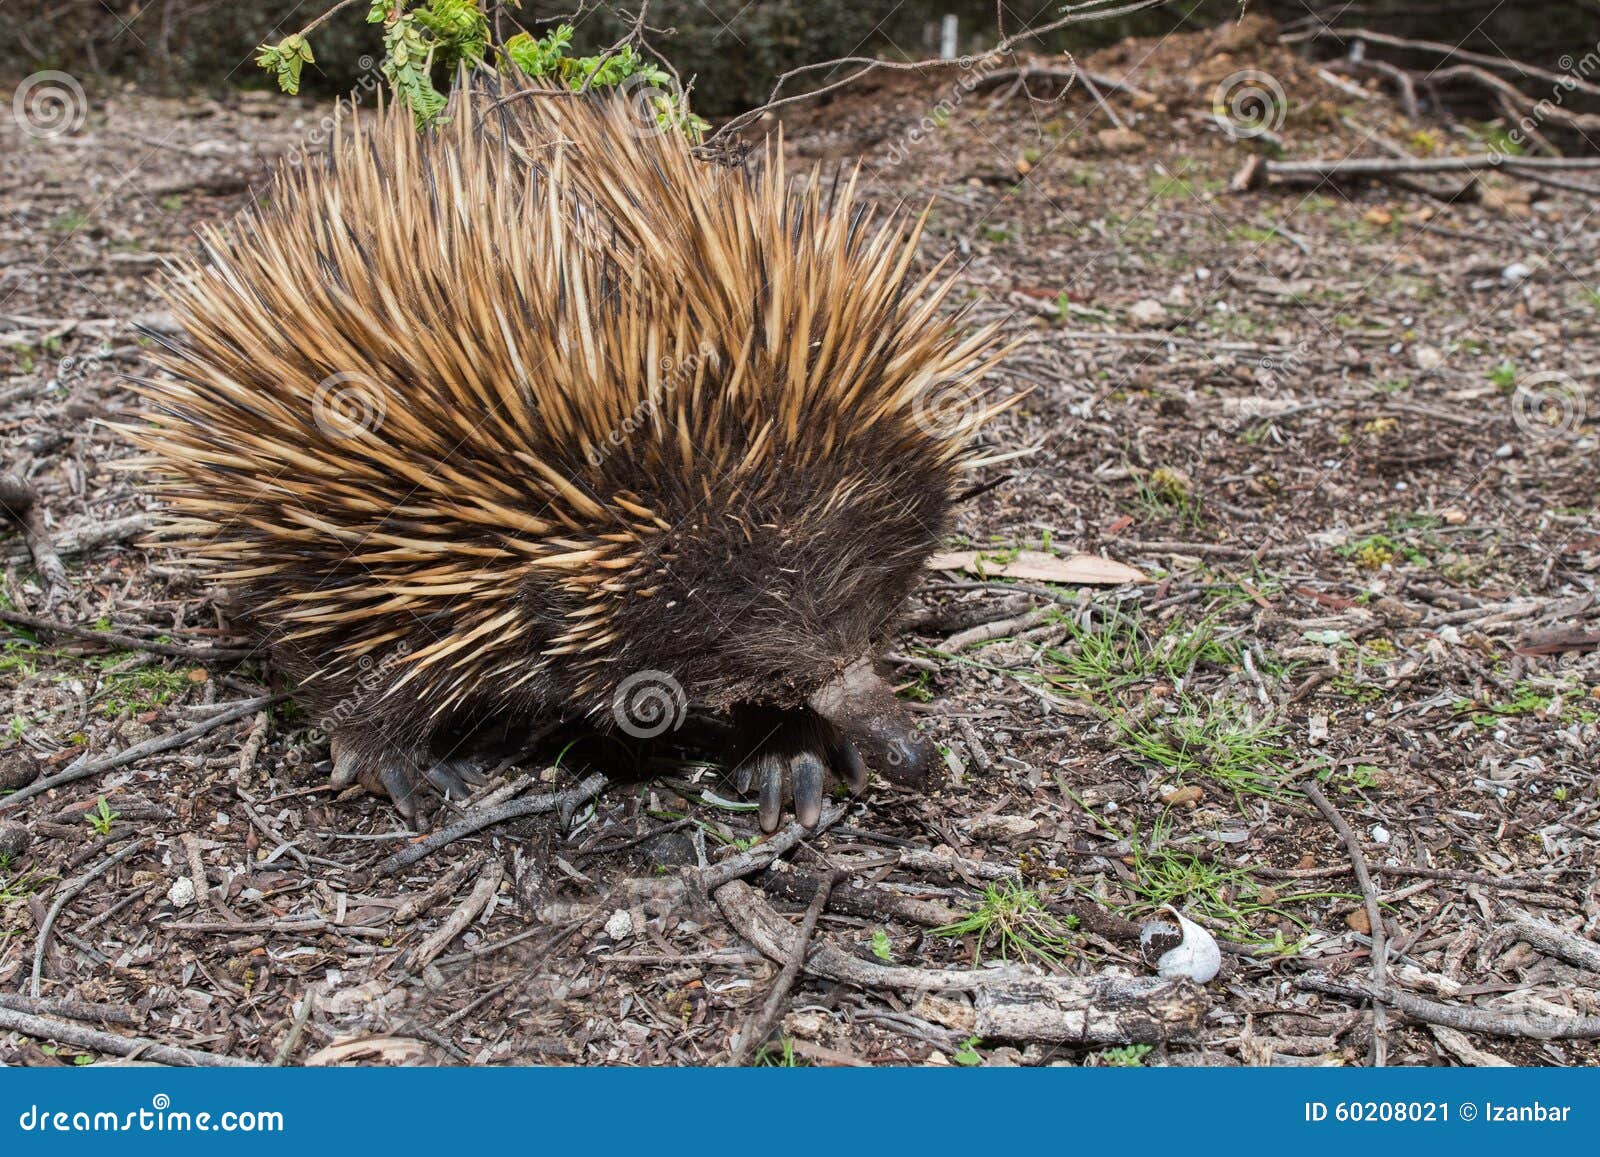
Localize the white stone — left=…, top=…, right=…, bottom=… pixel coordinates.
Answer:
left=1151, top=908, right=1221, bottom=983
left=1128, top=298, right=1167, bottom=326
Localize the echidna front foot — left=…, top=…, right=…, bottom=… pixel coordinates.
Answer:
left=728, top=708, right=868, bottom=833
left=329, top=730, right=491, bottom=829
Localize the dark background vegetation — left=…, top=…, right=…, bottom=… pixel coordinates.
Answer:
left=6, top=1, right=1600, bottom=116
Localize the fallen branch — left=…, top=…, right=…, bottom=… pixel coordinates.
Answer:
left=731, top=871, right=839, bottom=1065
left=759, top=866, right=961, bottom=927
left=1507, top=915, right=1600, bottom=975
left=0, top=695, right=281, bottom=813
left=393, top=853, right=490, bottom=923
left=1330, top=58, right=1419, bottom=121
left=1, top=513, right=152, bottom=567
left=941, top=604, right=1059, bottom=652
left=402, top=858, right=504, bottom=972
left=1433, top=64, right=1600, bottom=135
left=0, top=1006, right=257, bottom=1066
left=31, top=840, right=149, bottom=997
left=1298, top=973, right=1600, bottom=1040
left=1233, top=153, right=1600, bottom=190
left=973, top=974, right=1207, bottom=1045
left=1302, top=779, right=1388, bottom=1066
left=1285, top=26, right=1600, bottom=99
left=971, top=64, right=1154, bottom=102
left=714, top=880, right=1207, bottom=1044
left=0, top=608, right=255, bottom=662
left=0, top=993, right=141, bottom=1028
left=372, top=773, right=608, bottom=876
left=0, top=474, right=70, bottom=607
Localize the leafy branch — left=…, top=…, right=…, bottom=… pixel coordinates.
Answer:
left=254, top=0, right=702, bottom=133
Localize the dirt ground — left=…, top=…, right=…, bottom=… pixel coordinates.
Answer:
left=2, top=19, right=1598, bottom=1067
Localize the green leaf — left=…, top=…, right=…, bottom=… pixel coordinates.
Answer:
left=415, top=0, right=490, bottom=69
left=254, top=33, right=315, bottom=95
left=870, top=930, right=893, bottom=961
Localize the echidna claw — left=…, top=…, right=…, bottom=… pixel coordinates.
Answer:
left=331, top=730, right=500, bottom=830
left=756, top=756, right=785, bottom=833
left=728, top=708, right=870, bottom=834
left=423, top=757, right=489, bottom=800
left=379, top=760, right=425, bottom=827
left=828, top=738, right=869, bottom=794
left=791, top=752, right=826, bottom=828
left=329, top=740, right=360, bottom=790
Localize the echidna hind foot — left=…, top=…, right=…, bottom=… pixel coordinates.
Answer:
left=328, top=730, right=491, bottom=829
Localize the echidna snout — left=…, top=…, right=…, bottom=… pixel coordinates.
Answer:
left=807, top=660, right=937, bottom=789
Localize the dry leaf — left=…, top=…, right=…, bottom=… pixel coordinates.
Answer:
left=305, top=1035, right=431, bottom=1066
left=927, top=549, right=1146, bottom=585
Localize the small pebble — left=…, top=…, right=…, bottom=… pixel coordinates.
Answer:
left=604, top=908, right=634, bottom=940
left=167, top=876, right=197, bottom=908
left=1128, top=298, right=1167, bottom=326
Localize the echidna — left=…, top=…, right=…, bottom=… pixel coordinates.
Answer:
left=123, top=83, right=1013, bottom=831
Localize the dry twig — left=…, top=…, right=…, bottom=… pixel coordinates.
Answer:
left=1302, top=779, right=1388, bottom=1066
left=0, top=1006, right=256, bottom=1066
left=373, top=773, right=607, bottom=876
